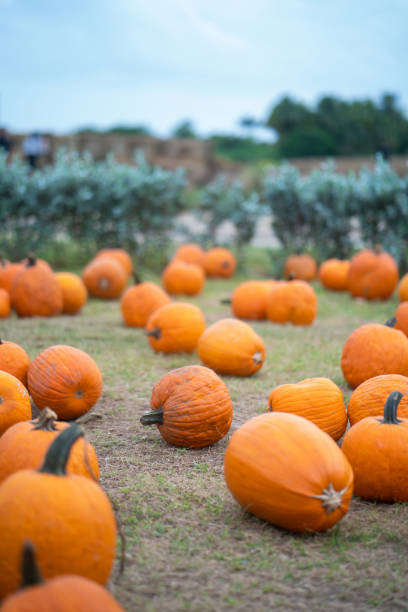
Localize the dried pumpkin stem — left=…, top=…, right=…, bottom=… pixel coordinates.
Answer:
left=20, top=541, right=44, bottom=588
left=26, top=253, right=36, bottom=267
left=32, top=407, right=58, bottom=431
left=253, top=352, right=263, bottom=365
left=140, top=408, right=164, bottom=426
left=310, top=482, right=348, bottom=515
left=39, top=424, right=84, bottom=476
left=385, top=317, right=397, bottom=328
left=380, top=390, right=403, bottom=424
left=146, top=328, right=161, bottom=340
left=220, top=298, right=231, bottom=305
left=132, top=271, right=142, bottom=285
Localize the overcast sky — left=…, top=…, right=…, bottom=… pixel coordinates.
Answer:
left=1, top=0, right=407, bottom=137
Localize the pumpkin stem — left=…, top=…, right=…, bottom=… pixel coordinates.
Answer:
left=385, top=317, right=396, bottom=328
left=26, top=253, right=36, bottom=267
left=146, top=327, right=161, bottom=340
left=220, top=298, right=231, bottom=305
left=39, top=424, right=84, bottom=475
left=140, top=408, right=164, bottom=426
left=20, top=541, right=44, bottom=589
left=380, top=390, right=403, bottom=424
left=253, top=351, right=263, bottom=365
left=310, top=483, right=348, bottom=515
left=132, top=271, right=142, bottom=285
left=32, top=407, right=58, bottom=432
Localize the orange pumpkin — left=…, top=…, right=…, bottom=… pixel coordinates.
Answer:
left=0, top=258, right=22, bottom=293
left=10, top=256, right=63, bottom=317
left=284, top=254, right=317, bottom=281
left=231, top=281, right=273, bottom=320
left=224, top=412, right=353, bottom=532
left=55, top=272, right=88, bottom=314
left=0, top=288, right=10, bottom=318
left=121, top=278, right=170, bottom=327
left=0, top=407, right=99, bottom=483
left=0, top=339, right=30, bottom=386
left=397, top=273, right=408, bottom=302
left=162, top=260, right=205, bottom=296
left=342, top=391, right=408, bottom=501
left=0, top=371, right=31, bottom=436
left=266, top=280, right=317, bottom=325
left=94, top=248, right=132, bottom=278
left=347, top=374, right=408, bottom=426
left=268, top=378, right=347, bottom=440
left=146, top=302, right=206, bottom=354
left=140, top=365, right=233, bottom=448
left=319, top=259, right=350, bottom=291
left=341, top=320, right=408, bottom=388
left=27, top=345, right=103, bottom=420
left=0, top=425, right=116, bottom=599
left=82, top=257, right=127, bottom=299
left=173, top=243, right=205, bottom=268
left=0, top=542, right=124, bottom=612
left=204, top=248, right=236, bottom=278
left=347, top=248, right=398, bottom=300
left=394, top=302, right=408, bottom=337
left=197, top=318, right=265, bottom=376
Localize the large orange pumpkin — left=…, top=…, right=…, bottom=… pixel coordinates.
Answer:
left=0, top=258, right=22, bottom=293
left=342, top=391, right=408, bottom=501
left=341, top=320, right=408, bottom=388
left=0, top=371, right=31, bottom=436
left=0, top=542, right=124, bottom=611
left=266, top=280, right=317, bottom=325
left=145, top=302, right=206, bottom=354
left=10, top=256, right=63, bottom=317
left=27, top=345, right=103, bottom=420
left=397, top=273, right=408, bottom=302
left=268, top=378, right=347, bottom=440
left=231, top=281, right=273, bottom=320
left=0, top=407, right=99, bottom=483
left=82, top=257, right=127, bottom=299
left=347, top=248, right=398, bottom=300
left=0, top=425, right=117, bottom=599
left=121, top=278, right=170, bottom=327
left=0, top=288, right=10, bottom=318
left=140, top=365, right=233, bottom=448
left=197, top=318, right=265, bottom=376
left=94, top=248, right=133, bottom=278
left=394, top=302, right=408, bottom=337
left=284, top=254, right=317, bottom=281
left=347, top=374, right=408, bottom=426
left=162, top=260, right=205, bottom=296
left=173, top=243, right=205, bottom=268
left=55, top=272, right=88, bottom=314
left=319, top=259, right=350, bottom=291
left=0, top=339, right=30, bottom=386
left=204, top=248, right=236, bottom=278
left=224, top=412, right=353, bottom=532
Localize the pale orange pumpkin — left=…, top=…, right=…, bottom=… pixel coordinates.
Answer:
left=82, top=257, right=127, bottom=299
left=0, top=371, right=31, bottom=436
left=204, top=248, right=236, bottom=278
left=162, top=260, right=205, bottom=296
left=145, top=302, right=206, bottom=354
left=55, top=272, right=88, bottom=314
left=231, top=281, right=273, bottom=320
left=266, top=280, right=317, bottom=325
left=0, top=340, right=30, bottom=386
left=121, top=277, right=170, bottom=327
left=319, top=259, right=350, bottom=291
left=173, top=243, right=205, bottom=268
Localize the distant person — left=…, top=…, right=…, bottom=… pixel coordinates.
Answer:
left=23, top=132, right=46, bottom=169
left=0, top=127, right=11, bottom=155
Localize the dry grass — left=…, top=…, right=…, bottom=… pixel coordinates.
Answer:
left=2, top=275, right=408, bottom=611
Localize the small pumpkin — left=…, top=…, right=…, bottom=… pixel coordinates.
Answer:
left=394, top=302, right=408, bottom=337
left=204, top=248, right=236, bottom=278
left=173, top=243, right=205, bottom=268
left=146, top=302, right=206, bottom=354
left=0, top=541, right=125, bottom=611
left=140, top=365, right=233, bottom=448
left=0, top=288, right=10, bottom=318
left=197, top=318, right=265, bottom=376
left=27, top=345, right=103, bottom=420
left=319, top=259, right=350, bottom=291
left=397, top=273, right=408, bottom=302
left=224, top=412, right=353, bottom=532
left=342, top=391, right=408, bottom=501
left=0, top=407, right=99, bottom=483
left=347, top=374, right=408, bottom=426
left=284, top=254, right=317, bottom=281
left=347, top=248, right=398, bottom=300
left=55, top=272, right=88, bottom=314
left=231, top=281, right=273, bottom=320
left=268, top=378, right=347, bottom=440
left=0, top=258, right=22, bottom=293
left=0, top=339, right=30, bottom=386
left=121, top=276, right=170, bottom=327
left=0, top=425, right=117, bottom=599
left=162, top=260, right=205, bottom=296
left=0, top=371, right=31, bottom=436
left=341, top=318, right=408, bottom=388
left=82, top=257, right=127, bottom=299
left=266, top=280, right=317, bottom=325
left=94, top=248, right=133, bottom=278
left=10, top=255, right=63, bottom=317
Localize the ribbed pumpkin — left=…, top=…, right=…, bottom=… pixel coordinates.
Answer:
left=198, top=318, right=265, bottom=376
left=94, top=248, right=132, bottom=278
left=394, top=302, right=408, bottom=337
left=0, top=371, right=31, bottom=436
left=82, top=257, right=127, bottom=299
left=0, top=339, right=30, bottom=386
left=231, top=281, right=273, bottom=320
left=173, top=243, right=205, bottom=268
left=342, top=391, right=408, bottom=501
left=0, top=542, right=124, bottom=612
left=55, top=272, right=88, bottom=314
left=204, top=248, right=236, bottom=278
left=347, top=248, right=398, bottom=300
left=0, top=426, right=117, bottom=599
left=397, top=273, right=408, bottom=302
left=266, top=280, right=317, bottom=325
left=0, top=258, right=22, bottom=293
left=140, top=365, right=233, bottom=448
left=146, top=302, right=206, bottom=354
left=27, top=345, right=103, bottom=420
left=347, top=374, right=408, bottom=426
left=162, top=260, right=205, bottom=296
left=121, top=277, right=170, bottom=327
left=224, top=413, right=353, bottom=532
left=341, top=319, right=408, bottom=388
left=10, top=256, right=63, bottom=317
left=319, top=259, right=350, bottom=291
left=0, top=288, right=10, bottom=318
left=0, top=408, right=99, bottom=483
left=268, top=378, right=347, bottom=440
left=284, top=254, right=317, bottom=281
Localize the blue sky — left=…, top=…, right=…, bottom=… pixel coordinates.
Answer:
left=1, top=0, right=407, bottom=137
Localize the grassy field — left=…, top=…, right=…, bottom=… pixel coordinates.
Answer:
left=2, top=274, right=408, bottom=611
